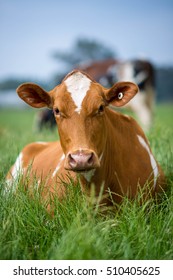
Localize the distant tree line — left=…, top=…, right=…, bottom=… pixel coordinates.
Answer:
left=0, top=78, right=49, bottom=92
left=156, top=67, right=173, bottom=102
left=0, top=78, right=26, bottom=91
left=0, top=38, right=172, bottom=102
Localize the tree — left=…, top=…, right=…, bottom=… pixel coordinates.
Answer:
left=52, top=37, right=116, bottom=68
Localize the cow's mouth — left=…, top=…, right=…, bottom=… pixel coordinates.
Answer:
left=73, top=168, right=94, bottom=173
left=67, top=166, right=95, bottom=173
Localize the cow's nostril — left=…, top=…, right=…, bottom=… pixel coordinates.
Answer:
left=68, top=154, right=77, bottom=168
left=69, top=154, right=75, bottom=164
left=88, top=152, right=94, bottom=165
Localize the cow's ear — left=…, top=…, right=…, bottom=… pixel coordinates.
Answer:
left=104, top=81, right=138, bottom=107
left=17, top=83, right=52, bottom=108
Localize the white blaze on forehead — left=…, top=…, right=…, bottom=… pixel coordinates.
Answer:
left=64, top=72, right=91, bottom=113
left=137, top=135, right=159, bottom=188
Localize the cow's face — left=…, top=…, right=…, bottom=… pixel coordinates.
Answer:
left=17, top=70, right=138, bottom=172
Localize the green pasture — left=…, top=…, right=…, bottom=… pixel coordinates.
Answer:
left=0, top=104, right=173, bottom=260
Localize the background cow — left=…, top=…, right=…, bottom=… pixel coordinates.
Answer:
left=34, top=108, right=55, bottom=131
left=7, top=70, right=165, bottom=208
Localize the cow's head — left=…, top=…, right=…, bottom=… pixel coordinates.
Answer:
left=17, top=70, right=138, bottom=172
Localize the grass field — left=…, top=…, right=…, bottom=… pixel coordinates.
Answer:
left=0, top=104, right=173, bottom=260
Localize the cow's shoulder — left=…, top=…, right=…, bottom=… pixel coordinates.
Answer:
left=22, top=141, right=49, bottom=156
left=107, top=108, right=146, bottom=140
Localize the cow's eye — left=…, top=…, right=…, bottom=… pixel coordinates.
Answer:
left=54, top=108, right=60, bottom=116
left=53, top=108, right=67, bottom=118
left=97, top=105, right=105, bottom=114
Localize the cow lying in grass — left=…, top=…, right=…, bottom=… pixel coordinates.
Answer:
left=7, top=70, right=165, bottom=206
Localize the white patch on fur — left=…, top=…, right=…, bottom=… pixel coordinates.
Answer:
left=137, top=135, right=159, bottom=188
left=12, top=153, right=23, bottom=179
left=99, top=152, right=104, bottom=162
left=81, top=169, right=95, bottom=182
left=52, top=154, right=65, bottom=178
left=36, top=141, right=47, bottom=145
left=124, top=114, right=131, bottom=119
left=5, top=153, right=23, bottom=193
left=65, top=72, right=91, bottom=113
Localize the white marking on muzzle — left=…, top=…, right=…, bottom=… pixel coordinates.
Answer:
left=81, top=169, right=96, bottom=182
left=81, top=151, right=103, bottom=183
left=65, top=72, right=91, bottom=113
left=137, top=135, right=159, bottom=188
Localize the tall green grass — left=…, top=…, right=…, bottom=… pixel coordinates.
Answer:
left=0, top=105, right=173, bottom=260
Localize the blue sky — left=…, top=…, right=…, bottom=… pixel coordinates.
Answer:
left=1, top=0, right=173, bottom=80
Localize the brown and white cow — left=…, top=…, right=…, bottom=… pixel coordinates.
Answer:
left=80, top=59, right=155, bottom=131
left=6, top=70, right=165, bottom=206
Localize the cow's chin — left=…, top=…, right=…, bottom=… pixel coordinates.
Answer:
left=74, top=168, right=95, bottom=173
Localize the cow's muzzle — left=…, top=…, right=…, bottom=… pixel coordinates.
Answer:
left=64, top=149, right=100, bottom=172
